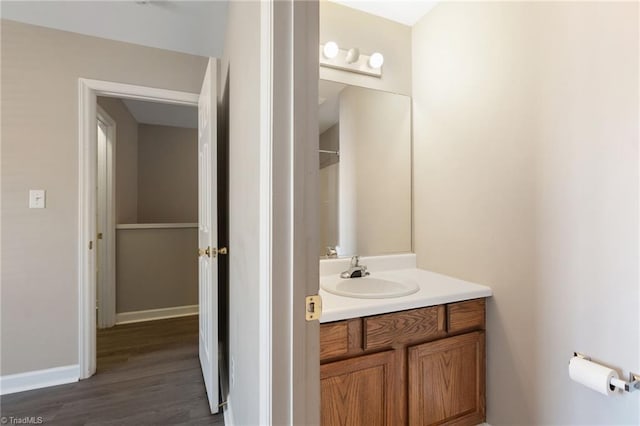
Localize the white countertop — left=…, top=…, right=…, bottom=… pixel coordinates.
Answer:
left=319, top=254, right=492, bottom=323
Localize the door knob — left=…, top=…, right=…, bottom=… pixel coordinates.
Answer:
left=199, top=246, right=227, bottom=258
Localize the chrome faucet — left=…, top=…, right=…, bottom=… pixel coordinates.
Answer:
left=340, top=256, right=370, bottom=279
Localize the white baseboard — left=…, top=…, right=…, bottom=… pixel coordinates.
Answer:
left=115, top=304, right=198, bottom=325
left=0, top=364, right=79, bottom=395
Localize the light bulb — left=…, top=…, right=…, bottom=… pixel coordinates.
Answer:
left=323, top=41, right=339, bottom=59
left=368, top=52, right=384, bottom=69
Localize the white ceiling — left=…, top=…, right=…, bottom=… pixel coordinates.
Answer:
left=1, top=1, right=436, bottom=59
left=0, top=1, right=228, bottom=57
left=329, top=0, right=439, bottom=26
left=122, top=98, right=198, bottom=129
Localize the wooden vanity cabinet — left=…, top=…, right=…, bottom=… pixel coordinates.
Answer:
left=320, top=298, right=486, bottom=426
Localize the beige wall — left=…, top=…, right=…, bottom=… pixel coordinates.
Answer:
left=94, top=102, right=198, bottom=224
left=116, top=228, right=197, bottom=313
left=320, top=0, right=411, bottom=96
left=413, top=2, right=638, bottom=424
left=97, top=97, right=139, bottom=223
left=91, top=114, right=198, bottom=314
left=137, top=124, right=198, bottom=223
left=339, top=86, right=412, bottom=257
left=0, top=19, right=207, bottom=375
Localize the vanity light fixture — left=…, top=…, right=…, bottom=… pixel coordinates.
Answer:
left=368, top=52, right=384, bottom=69
left=319, top=44, right=383, bottom=78
left=345, top=48, right=360, bottom=64
left=323, top=41, right=339, bottom=59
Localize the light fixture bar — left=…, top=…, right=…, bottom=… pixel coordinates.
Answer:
left=319, top=44, right=383, bottom=78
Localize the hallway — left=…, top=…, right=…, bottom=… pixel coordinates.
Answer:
left=1, top=316, right=223, bottom=425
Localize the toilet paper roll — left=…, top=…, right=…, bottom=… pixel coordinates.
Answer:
left=569, top=356, right=619, bottom=396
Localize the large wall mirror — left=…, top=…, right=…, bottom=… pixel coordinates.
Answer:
left=319, top=79, right=412, bottom=258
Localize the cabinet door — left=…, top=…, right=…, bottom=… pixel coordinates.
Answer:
left=321, top=350, right=396, bottom=426
left=408, top=331, right=485, bottom=426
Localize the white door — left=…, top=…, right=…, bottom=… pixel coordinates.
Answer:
left=198, top=58, right=219, bottom=414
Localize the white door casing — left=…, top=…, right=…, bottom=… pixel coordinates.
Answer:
left=198, top=58, right=219, bottom=414
left=79, top=76, right=220, bottom=412
left=78, top=79, right=199, bottom=380
left=265, top=1, right=320, bottom=424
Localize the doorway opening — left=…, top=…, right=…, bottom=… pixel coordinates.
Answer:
left=93, top=98, right=208, bottom=417
left=95, top=96, right=200, bottom=328
left=78, top=64, right=224, bottom=417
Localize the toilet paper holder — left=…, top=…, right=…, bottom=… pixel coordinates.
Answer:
left=574, top=352, right=640, bottom=393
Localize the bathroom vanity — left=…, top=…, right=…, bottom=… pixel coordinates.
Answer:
left=319, top=255, right=492, bottom=426
left=317, top=79, right=492, bottom=425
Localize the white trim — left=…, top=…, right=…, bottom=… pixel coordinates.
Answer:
left=116, top=223, right=198, bottom=229
left=79, top=79, right=198, bottom=106
left=223, top=397, right=236, bottom=426
left=115, top=305, right=199, bottom=325
left=291, top=2, right=320, bottom=424
left=78, top=78, right=97, bottom=379
left=0, top=365, right=79, bottom=396
left=96, top=105, right=117, bottom=329
left=259, top=1, right=274, bottom=424
left=269, top=1, right=292, bottom=422
left=267, top=2, right=321, bottom=424
left=78, top=78, right=199, bottom=380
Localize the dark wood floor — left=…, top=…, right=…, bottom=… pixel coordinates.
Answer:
left=1, top=316, right=224, bottom=425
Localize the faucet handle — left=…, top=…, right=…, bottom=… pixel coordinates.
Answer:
left=351, top=255, right=360, bottom=267
left=325, top=246, right=338, bottom=258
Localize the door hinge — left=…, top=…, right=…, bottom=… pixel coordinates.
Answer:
left=305, top=295, right=322, bottom=321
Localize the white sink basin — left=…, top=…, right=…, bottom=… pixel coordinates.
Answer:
left=321, top=275, right=419, bottom=299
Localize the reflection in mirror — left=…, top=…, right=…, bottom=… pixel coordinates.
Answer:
left=318, top=80, right=412, bottom=258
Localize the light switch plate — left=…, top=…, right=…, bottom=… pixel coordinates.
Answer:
left=29, top=189, right=46, bottom=208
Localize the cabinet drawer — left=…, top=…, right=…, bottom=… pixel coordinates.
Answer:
left=320, top=318, right=362, bottom=361
left=447, top=298, right=485, bottom=334
left=364, top=306, right=446, bottom=351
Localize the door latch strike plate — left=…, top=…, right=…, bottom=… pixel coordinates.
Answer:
left=305, top=295, right=322, bottom=321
